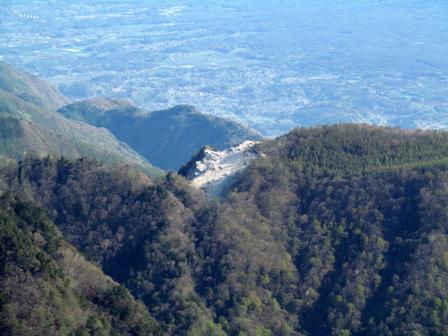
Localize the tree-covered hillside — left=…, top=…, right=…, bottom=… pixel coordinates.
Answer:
left=1, top=158, right=224, bottom=335
left=0, top=193, right=160, bottom=335
left=3, top=125, right=448, bottom=335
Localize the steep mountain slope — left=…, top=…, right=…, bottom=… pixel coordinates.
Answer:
left=0, top=158, right=223, bottom=335
left=0, top=63, right=161, bottom=175
left=0, top=61, right=69, bottom=111
left=0, top=193, right=160, bottom=335
left=58, top=99, right=262, bottom=170
left=4, top=125, right=448, bottom=335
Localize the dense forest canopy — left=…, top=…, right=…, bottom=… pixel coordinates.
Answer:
left=0, top=193, right=161, bottom=335
left=2, top=124, right=448, bottom=335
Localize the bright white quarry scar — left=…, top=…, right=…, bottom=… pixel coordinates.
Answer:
left=186, top=141, right=260, bottom=197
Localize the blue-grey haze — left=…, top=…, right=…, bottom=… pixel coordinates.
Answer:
left=1, top=0, right=447, bottom=135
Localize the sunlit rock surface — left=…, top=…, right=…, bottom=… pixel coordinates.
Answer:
left=179, top=141, right=260, bottom=198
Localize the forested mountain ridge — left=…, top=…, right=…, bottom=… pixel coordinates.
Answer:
left=0, top=62, right=161, bottom=176
left=0, top=158, right=224, bottom=335
left=224, top=124, right=448, bottom=335
left=3, top=125, right=448, bottom=335
left=254, top=124, right=448, bottom=175
left=58, top=100, right=262, bottom=170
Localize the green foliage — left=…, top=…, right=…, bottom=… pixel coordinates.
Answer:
left=0, top=194, right=160, bottom=335
left=260, top=124, right=448, bottom=175
left=3, top=125, right=448, bottom=335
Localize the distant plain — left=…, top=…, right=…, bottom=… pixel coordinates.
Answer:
left=1, top=0, right=447, bottom=135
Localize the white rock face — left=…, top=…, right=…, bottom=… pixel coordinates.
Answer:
left=184, top=141, right=260, bottom=198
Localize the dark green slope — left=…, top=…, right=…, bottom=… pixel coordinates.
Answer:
left=58, top=99, right=262, bottom=170
left=0, top=63, right=162, bottom=176
left=4, top=125, right=448, bottom=335
left=0, top=193, right=160, bottom=335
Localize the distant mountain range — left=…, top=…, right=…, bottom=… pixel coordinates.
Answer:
left=0, top=62, right=161, bottom=176
left=58, top=99, right=262, bottom=170
left=0, top=61, right=263, bottom=173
